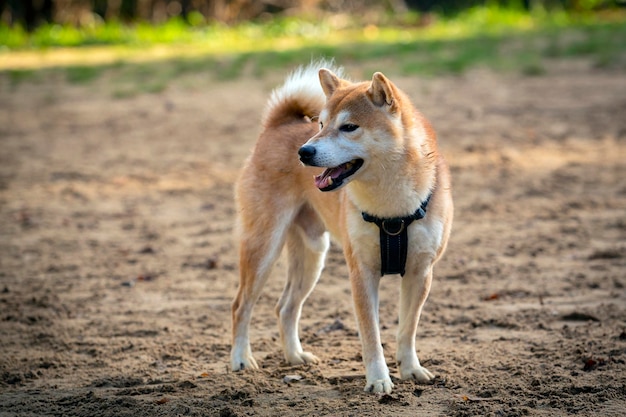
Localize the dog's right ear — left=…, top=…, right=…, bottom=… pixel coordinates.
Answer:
left=319, top=69, right=341, bottom=98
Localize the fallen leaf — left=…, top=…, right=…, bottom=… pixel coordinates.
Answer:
left=137, top=274, right=155, bottom=282
left=155, top=397, right=169, bottom=405
left=199, top=372, right=210, bottom=378
left=205, top=258, right=218, bottom=269
left=583, top=357, right=605, bottom=372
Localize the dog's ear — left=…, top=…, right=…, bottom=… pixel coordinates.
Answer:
left=319, top=69, right=341, bottom=98
left=368, top=72, right=396, bottom=110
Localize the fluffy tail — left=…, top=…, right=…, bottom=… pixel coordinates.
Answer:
left=262, top=59, right=344, bottom=129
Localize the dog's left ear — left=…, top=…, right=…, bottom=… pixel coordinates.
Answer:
left=368, top=72, right=397, bottom=111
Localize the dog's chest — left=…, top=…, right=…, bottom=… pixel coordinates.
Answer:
left=346, top=211, right=442, bottom=272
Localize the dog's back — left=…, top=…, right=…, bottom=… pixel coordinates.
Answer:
left=235, top=62, right=344, bottom=238
left=231, top=62, right=345, bottom=372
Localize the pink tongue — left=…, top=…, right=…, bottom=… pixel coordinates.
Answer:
left=314, top=166, right=345, bottom=189
left=330, top=167, right=345, bottom=179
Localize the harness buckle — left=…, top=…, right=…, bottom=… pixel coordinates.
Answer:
left=381, top=219, right=405, bottom=236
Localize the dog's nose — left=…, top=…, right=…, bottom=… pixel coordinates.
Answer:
left=298, top=145, right=316, bottom=165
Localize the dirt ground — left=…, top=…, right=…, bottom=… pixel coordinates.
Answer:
left=0, top=59, right=625, bottom=417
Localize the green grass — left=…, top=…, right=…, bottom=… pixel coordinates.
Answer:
left=65, top=65, right=104, bottom=83
left=1, top=6, right=624, bottom=94
left=0, top=6, right=615, bottom=51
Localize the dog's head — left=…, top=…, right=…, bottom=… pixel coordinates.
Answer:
left=299, top=69, right=412, bottom=192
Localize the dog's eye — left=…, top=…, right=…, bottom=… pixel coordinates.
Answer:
left=339, top=124, right=359, bottom=132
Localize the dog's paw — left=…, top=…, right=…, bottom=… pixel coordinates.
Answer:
left=285, top=351, right=320, bottom=366
left=399, top=364, right=434, bottom=383
left=231, top=354, right=259, bottom=372
left=365, top=377, right=394, bottom=394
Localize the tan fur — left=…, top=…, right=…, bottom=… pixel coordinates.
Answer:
left=231, top=64, right=453, bottom=394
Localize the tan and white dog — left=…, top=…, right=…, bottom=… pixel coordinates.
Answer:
left=231, top=61, right=453, bottom=394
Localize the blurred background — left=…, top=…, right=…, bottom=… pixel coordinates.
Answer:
left=2, top=1, right=625, bottom=29
left=1, top=0, right=625, bottom=82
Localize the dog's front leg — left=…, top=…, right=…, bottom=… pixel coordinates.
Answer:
left=396, top=254, right=435, bottom=383
left=350, top=268, right=394, bottom=394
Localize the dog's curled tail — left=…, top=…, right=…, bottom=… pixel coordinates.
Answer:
left=262, top=59, right=344, bottom=128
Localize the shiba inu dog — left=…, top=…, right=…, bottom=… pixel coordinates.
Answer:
left=231, top=61, right=453, bottom=394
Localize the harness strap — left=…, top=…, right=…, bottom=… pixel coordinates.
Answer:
left=361, top=194, right=431, bottom=276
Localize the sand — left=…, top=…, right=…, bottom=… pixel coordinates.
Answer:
left=0, top=60, right=625, bottom=416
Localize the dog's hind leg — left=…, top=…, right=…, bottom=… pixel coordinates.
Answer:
left=231, top=209, right=293, bottom=372
left=276, top=204, right=329, bottom=366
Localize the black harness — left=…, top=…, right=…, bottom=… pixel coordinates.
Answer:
left=361, top=194, right=431, bottom=276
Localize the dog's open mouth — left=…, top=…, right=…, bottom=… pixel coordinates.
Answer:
left=314, top=159, right=364, bottom=192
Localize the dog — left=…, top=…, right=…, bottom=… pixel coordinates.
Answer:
left=231, top=61, right=453, bottom=394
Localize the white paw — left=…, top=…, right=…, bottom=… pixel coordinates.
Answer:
left=399, top=364, right=434, bottom=383
left=285, top=351, right=320, bottom=366
left=231, top=352, right=259, bottom=371
left=365, top=377, right=394, bottom=394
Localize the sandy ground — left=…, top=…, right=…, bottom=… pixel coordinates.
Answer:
left=0, top=59, right=625, bottom=417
